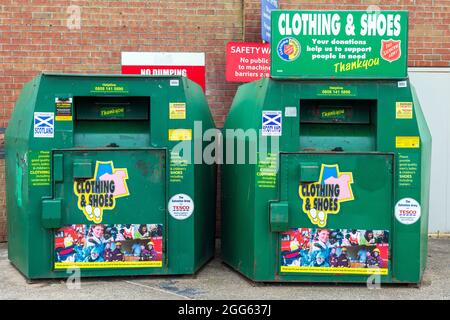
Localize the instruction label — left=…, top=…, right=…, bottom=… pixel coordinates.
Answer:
left=169, top=151, right=188, bottom=183
left=396, top=102, right=413, bottom=119
left=55, top=97, right=73, bottom=121
left=29, top=150, right=51, bottom=186
left=169, top=103, right=186, bottom=119
left=168, top=129, right=192, bottom=141
left=396, top=136, right=420, bottom=148
left=256, top=152, right=278, bottom=188
left=398, top=153, right=419, bottom=188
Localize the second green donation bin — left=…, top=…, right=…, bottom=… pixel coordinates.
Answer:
left=5, top=73, right=216, bottom=279
left=221, top=10, right=431, bottom=283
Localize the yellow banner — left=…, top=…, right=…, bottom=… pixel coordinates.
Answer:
left=168, top=129, right=192, bottom=141
left=280, top=266, right=388, bottom=275
left=55, top=115, right=73, bottom=121
left=396, top=136, right=420, bottom=148
left=55, top=261, right=162, bottom=269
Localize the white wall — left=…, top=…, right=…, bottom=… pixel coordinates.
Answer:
left=409, top=67, right=450, bottom=234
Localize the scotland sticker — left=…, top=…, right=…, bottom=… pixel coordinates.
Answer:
left=33, top=112, right=54, bottom=138
left=168, top=194, right=194, bottom=220
left=395, top=198, right=421, bottom=225
left=277, top=37, right=301, bottom=62
left=262, top=110, right=282, bottom=136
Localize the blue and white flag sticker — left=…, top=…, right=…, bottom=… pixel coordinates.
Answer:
left=262, top=110, right=282, bottom=136
left=34, top=112, right=54, bottom=138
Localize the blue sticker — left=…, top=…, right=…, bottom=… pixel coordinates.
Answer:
left=33, top=112, right=54, bottom=138
left=262, top=110, right=282, bottom=136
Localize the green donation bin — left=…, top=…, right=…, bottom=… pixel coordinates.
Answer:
left=221, top=10, right=431, bottom=283
left=5, top=73, right=216, bottom=279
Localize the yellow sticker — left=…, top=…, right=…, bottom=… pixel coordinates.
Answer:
left=396, top=136, right=420, bottom=148
left=396, top=102, right=413, bottom=119
left=168, top=129, right=192, bottom=141
left=169, top=102, right=186, bottom=119
left=55, top=115, right=73, bottom=121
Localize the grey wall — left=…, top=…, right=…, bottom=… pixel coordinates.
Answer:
left=409, top=67, right=450, bottom=234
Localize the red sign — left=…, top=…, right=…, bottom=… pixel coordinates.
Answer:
left=226, top=42, right=271, bottom=82
left=121, top=52, right=206, bottom=91
left=380, top=39, right=401, bottom=63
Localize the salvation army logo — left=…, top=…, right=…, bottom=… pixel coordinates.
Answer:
left=277, top=37, right=301, bottom=62
left=381, top=39, right=401, bottom=62
left=74, top=161, right=129, bottom=223
left=299, top=164, right=354, bottom=227
left=168, top=194, right=194, bottom=220
left=395, top=198, right=421, bottom=225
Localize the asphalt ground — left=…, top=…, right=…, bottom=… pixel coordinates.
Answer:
left=0, top=239, right=449, bottom=300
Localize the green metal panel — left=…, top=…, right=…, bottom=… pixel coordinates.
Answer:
left=5, top=74, right=216, bottom=279
left=280, top=153, right=393, bottom=230
left=222, top=77, right=431, bottom=283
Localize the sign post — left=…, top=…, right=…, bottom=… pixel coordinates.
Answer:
left=261, top=0, right=279, bottom=43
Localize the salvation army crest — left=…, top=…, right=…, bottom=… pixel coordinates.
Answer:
left=380, top=39, right=401, bottom=62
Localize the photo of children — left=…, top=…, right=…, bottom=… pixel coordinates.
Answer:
left=54, top=223, right=163, bottom=268
left=281, top=228, right=389, bottom=274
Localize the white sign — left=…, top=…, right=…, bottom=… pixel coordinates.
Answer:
left=262, top=110, right=282, bottom=136
left=395, top=198, right=421, bottom=225
left=33, top=112, right=54, bottom=138
left=121, top=52, right=206, bottom=91
left=284, top=106, right=297, bottom=117
left=168, top=194, right=194, bottom=220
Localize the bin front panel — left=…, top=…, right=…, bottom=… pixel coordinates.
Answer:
left=277, top=153, right=393, bottom=277
left=52, top=148, right=166, bottom=269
